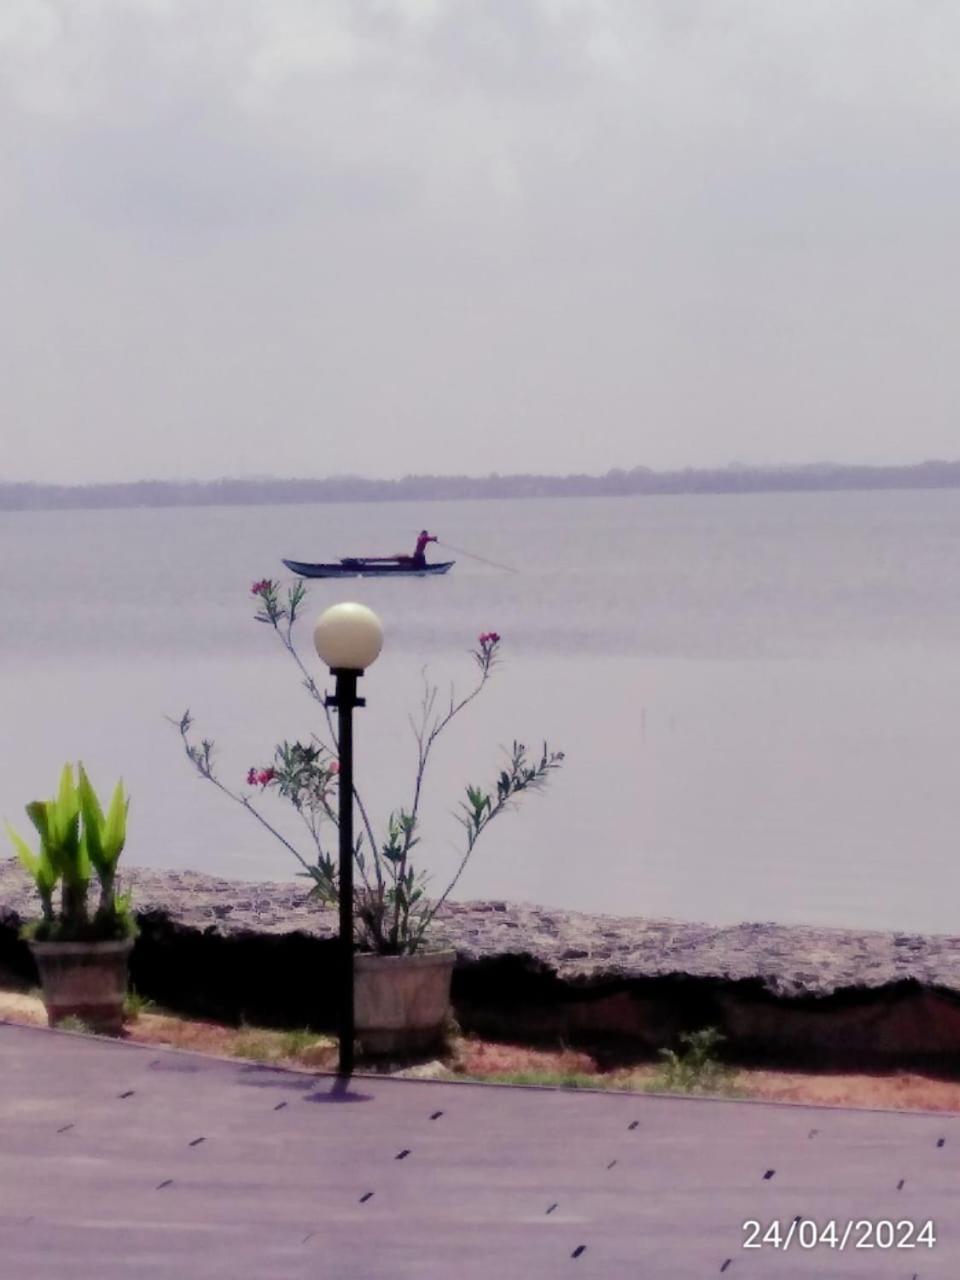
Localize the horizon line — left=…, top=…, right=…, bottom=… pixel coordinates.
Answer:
left=4, top=458, right=960, bottom=490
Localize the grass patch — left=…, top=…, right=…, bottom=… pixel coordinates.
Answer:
left=229, top=1025, right=336, bottom=1066
left=647, top=1028, right=741, bottom=1097
left=278, top=1028, right=327, bottom=1057
left=57, top=1015, right=92, bottom=1034
left=230, top=1030, right=277, bottom=1062
left=123, top=989, right=156, bottom=1021
left=460, top=1029, right=743, bottom=1097
left=471, top=1070, right=608, bottom=1090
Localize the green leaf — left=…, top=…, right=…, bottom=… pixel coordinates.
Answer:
left=52, top=764, right=81, bottom=866
left=36, top=848, right=58, bottom=896
left=26, top=800, right=51, bottom=849
left=7, top=823, right=39, bottom=876
left=77, top=763, right=105, bottom=828
left=77, top=765, right=105, bottom=870
left=56, top=763, right=78, bottom=827
left=9, top=822, right=60, bottom=899
left=102, top=780, right=128, bottom=864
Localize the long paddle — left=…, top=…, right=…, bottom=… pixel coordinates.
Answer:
left=436, top=540, right=520, bottom=574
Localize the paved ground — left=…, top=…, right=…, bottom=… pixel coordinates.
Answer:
left=1, top=1021, right=956, bottom=1278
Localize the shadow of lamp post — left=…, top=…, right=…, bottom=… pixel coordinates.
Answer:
left=312, top=601, right=384, bottom=1076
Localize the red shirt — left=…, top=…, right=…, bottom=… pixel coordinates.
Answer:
left=415, top=533, right=437, bottom=556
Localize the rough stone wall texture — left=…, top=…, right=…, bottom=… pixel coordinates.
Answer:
left=3, top=860, right=960, bottom=1065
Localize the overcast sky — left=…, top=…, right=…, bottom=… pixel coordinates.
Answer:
left=2, top=1, right=958, bottom=483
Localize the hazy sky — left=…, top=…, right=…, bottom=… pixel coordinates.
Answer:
left=3, top=1, right=959, bottom=483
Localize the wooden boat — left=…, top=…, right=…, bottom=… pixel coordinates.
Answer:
left=282, top=557, right=455, bottom=579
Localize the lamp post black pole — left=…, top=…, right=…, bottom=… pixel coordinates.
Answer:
left=326, top=668, right=364, bottom=1077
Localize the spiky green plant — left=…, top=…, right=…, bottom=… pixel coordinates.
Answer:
left=8, top=764, right=88, bottom=927
left=7, top=763, right=135, bottom=941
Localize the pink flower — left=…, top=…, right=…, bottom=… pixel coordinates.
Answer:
left=328, top=760, right=340, bottom=776
left=251, top=579, right=273, bottom=597
left=257, top=768, right=276, bottom=787
left=246, top=767, right=258, bottom=786
left=478, top=631, right=501, bottom=646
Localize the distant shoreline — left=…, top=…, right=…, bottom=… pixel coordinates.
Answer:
left=3, top=460, right=960, bottom=513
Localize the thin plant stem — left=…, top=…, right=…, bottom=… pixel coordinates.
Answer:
left=178, top=590, right=559, bottom=955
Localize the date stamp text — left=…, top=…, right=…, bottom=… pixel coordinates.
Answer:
left=743, top=1218, right=936, bottom=1251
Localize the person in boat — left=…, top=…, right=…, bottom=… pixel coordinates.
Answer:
left=408, top=529, right=438, bottom=569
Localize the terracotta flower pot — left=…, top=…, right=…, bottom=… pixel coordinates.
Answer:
left=30, top=938, right=134, bottom=1035
left=354, top=949, right=456, bottom=1056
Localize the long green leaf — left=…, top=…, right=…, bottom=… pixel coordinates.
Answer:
left=7, top=823, right=59, bottom=896
left=102, top=780, right=128, bottom=864
left=52, top=764, right=83, bottom=885
left=26, top=800, right=51, bottom=849
left=77, top=763, right=105, bottom=827
left=56, top=763, right=78, bottom=825
left=77, top=765, right=105, bottom=872
left=53, top=765, right=81, bottom=868
left=37, top=849, right=59, bottom=897
left=75, top=836, right=91, bottom=884
left=7, top=823, right=39, bottom=876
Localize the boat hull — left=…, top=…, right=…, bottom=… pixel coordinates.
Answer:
left=282, top=558, right=455, bottom=579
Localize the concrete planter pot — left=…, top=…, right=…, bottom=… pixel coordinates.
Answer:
left=30, top=938, right=134, bottom=1035
left=354, top=949, right=456, bottom=1056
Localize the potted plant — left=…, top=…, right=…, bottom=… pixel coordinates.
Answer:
left=175, top=580, right=563, bottom=1055
left=6, top=763, right=134, bottom=1034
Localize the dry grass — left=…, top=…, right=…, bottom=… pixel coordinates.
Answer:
left=3, top=987, right=959, bottom=1112
left=0, top=990, right=46, bottom=1027
left=724, top=1067, right=960, bottom=1113
left=455, top=1039, right=597, bottom=1078
left=463, top=1051, right=960, bottom=1112
left=0, top=987, right=337, bottom=1070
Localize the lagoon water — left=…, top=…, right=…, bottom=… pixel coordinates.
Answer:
left=3, top=489, right=960, bottom=933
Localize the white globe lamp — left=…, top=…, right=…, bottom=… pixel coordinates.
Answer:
left=313, top=602, right=384, bottom=671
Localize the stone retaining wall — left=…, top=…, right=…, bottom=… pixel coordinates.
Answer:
left=3, top=861, right=960, bottom=1066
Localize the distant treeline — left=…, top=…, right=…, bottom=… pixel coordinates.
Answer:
left=3, top=461, right=960, bottom=512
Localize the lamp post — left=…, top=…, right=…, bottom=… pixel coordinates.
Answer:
left=313, top=602, right=384, bottom=1076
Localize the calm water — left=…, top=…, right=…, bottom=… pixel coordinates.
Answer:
left=3, top=489, right=960, bottom=932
